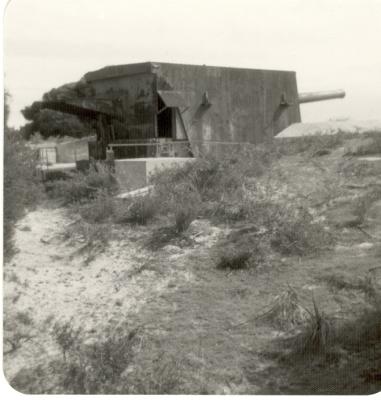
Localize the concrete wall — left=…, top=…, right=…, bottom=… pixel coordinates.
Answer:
left=155, top=63, right=301, bottom=154
left=114, top=159, right=147, bottom=191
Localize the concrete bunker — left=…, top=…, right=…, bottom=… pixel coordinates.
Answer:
left=36, top=61, right=345, bottom=189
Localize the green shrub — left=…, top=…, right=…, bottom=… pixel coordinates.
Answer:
left=151, top=148, right=273, bottom=207
left=269, top=205, right=331, bottom=256
left=47, top=163, right=117, bottom=205
left=339, top=158, right=381, bottom=179
left=49, top=321, right=136, bottom=394
left=344, top=130, right=381, bottom=156
left=172, top=188, right=202, bottom=233
left=352, top=185, right=381, bottom=224
left=276, top=134, right=346, bottom=156
left=216, top=249, right=252, bottom=270
left=78, top=190, right=115, bottom=223
left=4, top=127, right=44, bottom=259
left=215, top=231, right=267, bottom=270
left=114, top=195, right=157, bottom=225
left=65, top=219, right=111, bottom=265
left=174, top=205, right=197, bottom=233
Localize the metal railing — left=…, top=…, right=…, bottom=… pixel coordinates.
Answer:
left=108, top=139, right=192, bottom=158
left=107, top=138, right=263, bottom=159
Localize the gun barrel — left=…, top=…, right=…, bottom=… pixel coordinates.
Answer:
left=298, top=90, right=345, bottom=104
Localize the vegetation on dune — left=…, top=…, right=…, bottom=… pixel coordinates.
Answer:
left=3, top=92, right=44, bottom=259
left=44, top=139, right=335, bottom=260
left=46, top=163, right=118, bottom=205
left=5, top=108, right=381, bottom=394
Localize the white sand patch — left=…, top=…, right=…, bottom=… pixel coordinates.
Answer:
left=3, top=206, right=193, bottom=381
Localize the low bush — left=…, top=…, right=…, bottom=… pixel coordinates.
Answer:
left=50, top=321, right=137, bottom=394
left=275, top=133, right=346, bottom=157
left=344, top=130, right=381, bottom=156
left=215, top=231, right=267, bottom=271
left=47, top=163, right=117, bottom=205
left=352, top=185, right=381, bottom=224
left=151, top=147, right=276, bottom=206
left=172, top=189, right=202, bottom=233
left=65, top=219, right=111, bottom=265
left=216, top=249, right=252, bottom=270
left=77, top=190, right=115, bottom=223
left=114, top=195, right=157, bottom=225
left=339, top=159, right=381, bottom=180
left=267, top=205, right=331, bottom=256
left=4, top=128, right=44, bottom=259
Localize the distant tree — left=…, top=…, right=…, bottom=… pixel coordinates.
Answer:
left=21, top=106, right=94, bottom=139
left=21, top=81, right=96, bottom=140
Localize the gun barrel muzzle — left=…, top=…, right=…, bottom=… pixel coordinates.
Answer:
left=298, top=90, right=346, bottom=104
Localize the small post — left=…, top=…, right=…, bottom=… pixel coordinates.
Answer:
left=106, top=146, right=115, bottom=172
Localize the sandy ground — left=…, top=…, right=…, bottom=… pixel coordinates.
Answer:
left=3, top=147, right=381, bottom=394
left=3, top=205, right=228, bottom=387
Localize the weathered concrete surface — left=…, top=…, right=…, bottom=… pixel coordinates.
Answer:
left=155, top=62, right=300, bottom=151
left=114, top=157, right=194, bottom=191
left=85, top=62, right=301, bottom=156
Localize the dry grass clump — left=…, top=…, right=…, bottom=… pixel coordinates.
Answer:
left=294, top=298, right=332, bottom=356
left=48, top=321, right=138, bottom=394
left=257, top=286, right=310, bottom=331
left=65, top=219, right=111, bottom=264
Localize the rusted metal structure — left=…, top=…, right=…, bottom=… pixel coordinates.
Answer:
left=39, top=62, right=345, bottom=159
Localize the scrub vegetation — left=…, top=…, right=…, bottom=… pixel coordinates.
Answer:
left=4, top=117, right=381, bottom=394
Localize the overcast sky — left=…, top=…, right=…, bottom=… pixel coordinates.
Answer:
left=4, top=0, right=381, bottom=128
